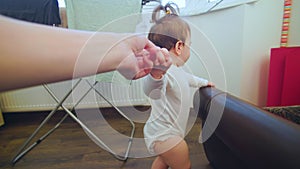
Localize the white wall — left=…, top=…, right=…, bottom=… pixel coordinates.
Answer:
left=289, top=0, right=300, bottom=47
left=185, top=6, right=245, bottom=96
left=240, top=0, right=284, bottom=106
left=185, top=0, right=299, bottom=106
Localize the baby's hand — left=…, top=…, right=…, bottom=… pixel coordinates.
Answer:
left=150, top=48, right=172, bottom=79
left=207, top=82, right=215, bottom=87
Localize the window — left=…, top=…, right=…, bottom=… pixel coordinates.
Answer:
left=57, top=0, right=65, bottom=7
left=161, top=0, right=186, bottom=8
left=178, top=0, right=259, bottom=16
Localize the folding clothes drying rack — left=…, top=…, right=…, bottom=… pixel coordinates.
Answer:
left=11, top=79, right=136, bottom=165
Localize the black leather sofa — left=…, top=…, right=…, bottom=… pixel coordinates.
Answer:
left=193, top=87, right=300, bottom=169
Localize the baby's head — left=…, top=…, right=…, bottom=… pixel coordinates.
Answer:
left=148, top=3, right=191, bottom=65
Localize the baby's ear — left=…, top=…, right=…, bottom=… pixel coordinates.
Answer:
left=174, top=40, right=184, bottom=55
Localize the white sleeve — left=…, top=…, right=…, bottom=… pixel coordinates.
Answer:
left=186, top=73, right=208, bottom=88
left=143, top=74, right=167, bottom=99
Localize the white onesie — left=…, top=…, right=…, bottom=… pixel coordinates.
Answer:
left=143, top=65, right=208, bottom=154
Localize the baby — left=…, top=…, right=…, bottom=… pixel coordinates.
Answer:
left=143, top=3, right=214, bottom=169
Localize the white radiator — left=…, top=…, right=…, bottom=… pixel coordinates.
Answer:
left=0, top=79, right=149, bottom=113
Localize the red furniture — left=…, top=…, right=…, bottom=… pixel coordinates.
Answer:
left=267, top=47, right=300, bottom=106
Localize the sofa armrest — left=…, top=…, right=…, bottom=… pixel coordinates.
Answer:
left=194, top=87, right=300, bottom=169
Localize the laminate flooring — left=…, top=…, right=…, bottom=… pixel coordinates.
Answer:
left=0, top=107, right=212, bottom=169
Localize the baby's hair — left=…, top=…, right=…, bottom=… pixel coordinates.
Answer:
left=151, top=2, right=179, bottom=23
left=148, top=3, right=190, bottom=50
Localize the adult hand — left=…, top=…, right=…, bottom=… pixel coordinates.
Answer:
left=116, top=36, right=171, bottom=80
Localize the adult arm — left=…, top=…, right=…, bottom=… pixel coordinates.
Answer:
left=0, top=15, right=164, bottom=92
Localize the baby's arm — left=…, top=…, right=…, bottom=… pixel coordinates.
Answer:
left=143, top=74, right=167, bottom=99
left=149, top=48, right=172, bottom=80
left=143, top=48, right=171, bottom=99
left=187, top=73, right=214, bottom=88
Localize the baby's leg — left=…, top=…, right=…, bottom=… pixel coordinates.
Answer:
left=153, top=136, right=191, bottom=169
left=151, top=156, right=168, bottom=169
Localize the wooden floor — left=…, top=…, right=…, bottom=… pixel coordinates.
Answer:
left=0, top=107, right=213, bottom=169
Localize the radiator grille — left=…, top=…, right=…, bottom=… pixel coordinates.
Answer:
left=0, top=79, right=149, bottom=112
